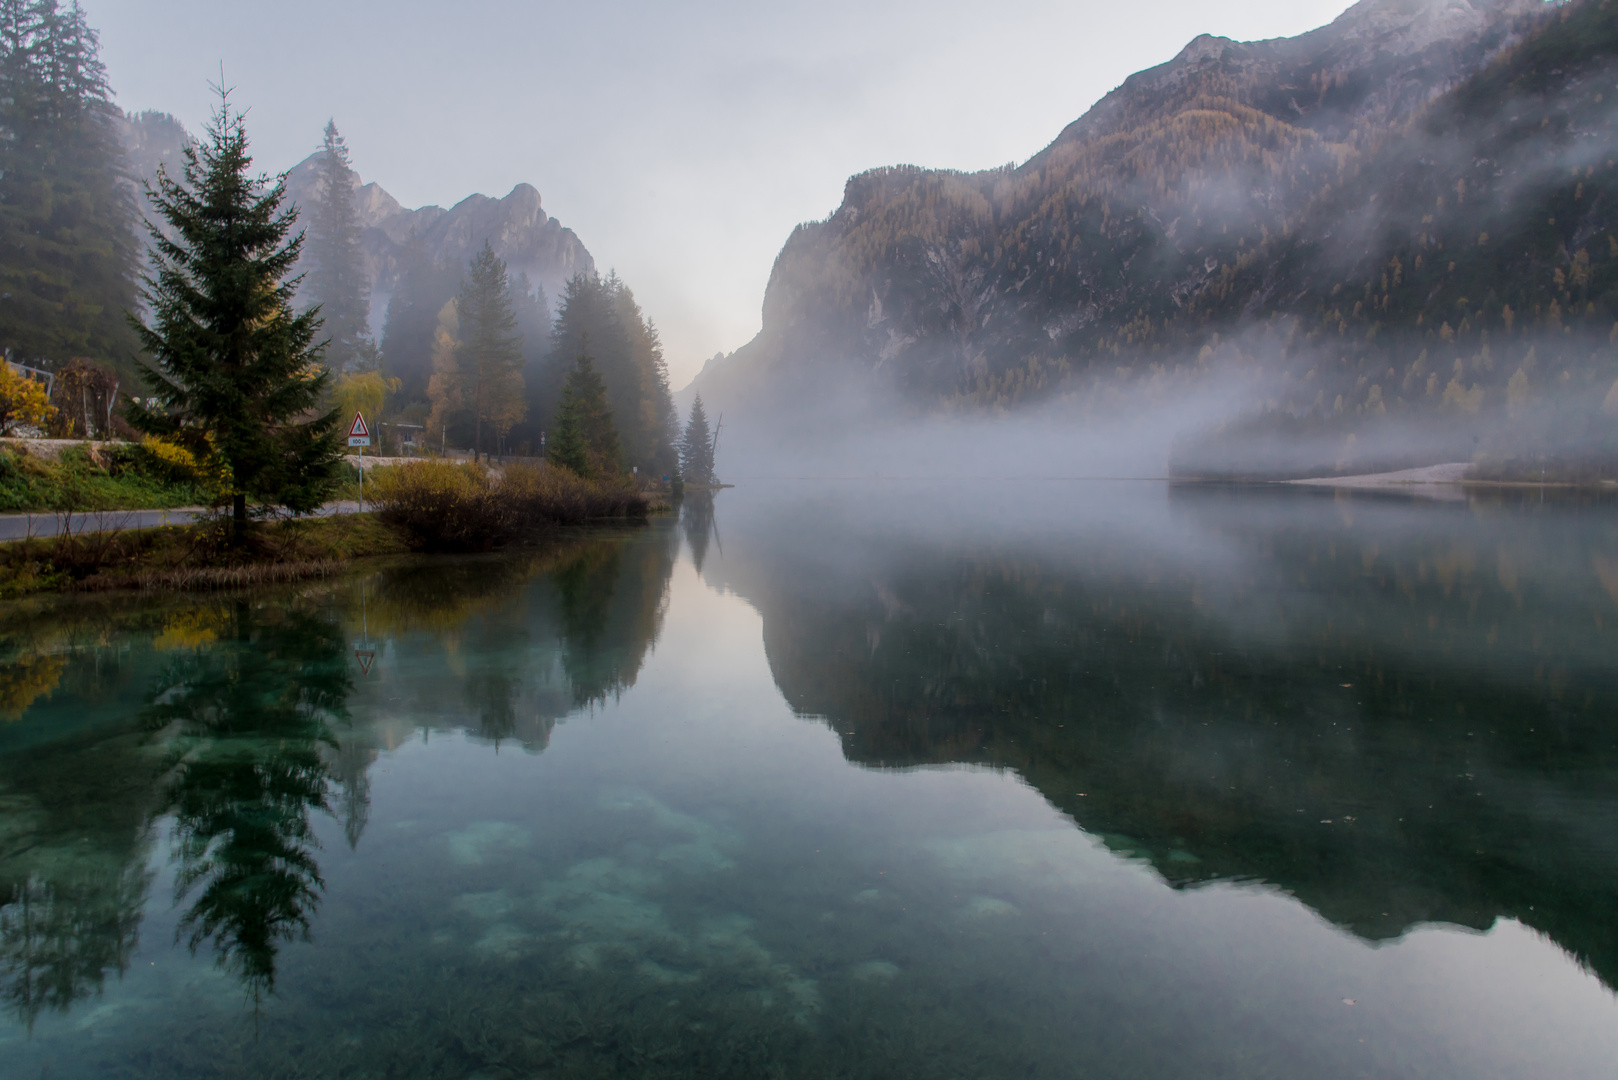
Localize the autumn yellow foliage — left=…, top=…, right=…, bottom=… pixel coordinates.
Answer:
left=0, top=363, right=56, bottom=436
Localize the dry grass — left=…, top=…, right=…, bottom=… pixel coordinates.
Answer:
left=367, top=461, right=650, bottom=552
left=76, top=559, right=347, bottom=592
left=0, top=513, right=409, bottom=597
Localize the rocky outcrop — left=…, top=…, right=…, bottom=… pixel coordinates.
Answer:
left=281, top=157, right=594, bottom=324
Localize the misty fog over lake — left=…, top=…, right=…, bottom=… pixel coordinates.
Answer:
left=5, top=0, right=1618, bottom=1075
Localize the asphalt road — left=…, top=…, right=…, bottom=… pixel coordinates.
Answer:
left=0, top=501, right=364, bottom=541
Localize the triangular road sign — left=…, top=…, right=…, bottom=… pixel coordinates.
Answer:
left=348, top=412, right=370, bottom=439
left=354, top=649, right=375, bottom=675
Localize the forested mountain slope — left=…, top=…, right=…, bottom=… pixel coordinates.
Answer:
left=693, top=0, right=1617, bottom=475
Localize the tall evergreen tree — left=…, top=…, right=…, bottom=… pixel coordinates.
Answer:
left=0, top=1, right=139, bottom=373
left=611, top=277, right=676, bottom=476
left=125, top=92, right=344, bottom=537
left=511, top=271, right=550, bottom=350
left=548, top=349, right=619, bottom=478
left=303, top=120, right=374, bottom=373
left=679, top=393, right=717, bottom=485
left=546, top=382, right=589, bottom=476
left=379, top=230, right=458, bottom=401
left=454, top=242, right=524, bottom=459
left=427, top=244, right=527, bottom=459
left=547, top=270, right=673, bottom=474
left=508, top=270, right=550, bottom=453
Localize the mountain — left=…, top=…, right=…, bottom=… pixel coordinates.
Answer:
left=117, top=113, right=594, bottom=330
left=280, top=157, right=593, bottom=327
left=690, top=0, right=1618, bottom=477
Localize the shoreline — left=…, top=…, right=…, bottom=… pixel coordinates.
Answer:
left=1284, top=463, right=1475, bottom=490
left=1284, top=463, right=1618, bottom=491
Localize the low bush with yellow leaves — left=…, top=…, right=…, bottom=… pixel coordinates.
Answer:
left=0, top=363, right=55, bottom=436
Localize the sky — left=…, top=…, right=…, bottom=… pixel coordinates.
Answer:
left=90, top=0, right=1353, bottom=389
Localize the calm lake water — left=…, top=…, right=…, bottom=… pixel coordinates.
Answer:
left=3, top=480, right=1617, bottom=1078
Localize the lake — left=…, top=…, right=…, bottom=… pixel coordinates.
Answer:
left=2, top=480, right=1616, bottom=1078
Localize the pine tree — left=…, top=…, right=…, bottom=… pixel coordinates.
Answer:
left=511, top=271, right=550, bottom=350
left=508, top=270, right=550, bottom=452
left=380, top=230, right=459, bottom=400
left=303, top=119, right=374, bottom=373
left=455, top=242, right=524, bottom=459
left=124, top=92, right=344, bottom=538
left=679, top=394, right=716, bottom=485
left=546, top=270, right=674, bottom=474
left=546, top=384, right=589, bottom=476
left=611, top=277, right=676, bottom=476
left=0, top=1, right=139, bottom=374
left=548, top=348, right=620, bottom=478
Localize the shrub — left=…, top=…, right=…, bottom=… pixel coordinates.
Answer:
left=0, top=364, right=54, bottom=435
left=0, top=440, right=211, bottom=513
left=134, top=435, right=208, bottom=486
left=367, top=461, right=649, bottom=552
left=499, top=463, right=650, bottom=525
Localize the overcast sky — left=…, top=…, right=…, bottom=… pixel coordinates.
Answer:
left=90, top=0, right=1351, bottom=388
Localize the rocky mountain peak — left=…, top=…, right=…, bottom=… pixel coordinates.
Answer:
left=278, top=157, right=592, bottom=324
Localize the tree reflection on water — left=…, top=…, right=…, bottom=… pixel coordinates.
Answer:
left=0, top=528, right=681, bottom=1014
left=143, top=602, right=353, bottom=999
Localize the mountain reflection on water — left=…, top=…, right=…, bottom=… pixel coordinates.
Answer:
left=0, top=530, right=677, bottom=1022
left=702, top=481, right=1618, bottom=990
left=0, top=484, right=1615, bottom=1077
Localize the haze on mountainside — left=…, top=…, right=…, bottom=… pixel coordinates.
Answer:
left=6, top=0, right=1613, bottom=485
left=0, top=0, right=690, bottom=472
left=689, top=0, right=1618, bottom=482
left=102, top=102, right=679, bottom=473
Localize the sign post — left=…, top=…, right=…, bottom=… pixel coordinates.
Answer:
left=348, top=412, right=371, bottom=511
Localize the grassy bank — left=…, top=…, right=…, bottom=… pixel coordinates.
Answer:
left=0, top=461, right=662, bottom=597
left=0, top=441, right=210, bottom=512
left=0, top=513, right=408, bottom=597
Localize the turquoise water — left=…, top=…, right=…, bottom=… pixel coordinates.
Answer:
left=2, top=481, right=1617, bottom=1078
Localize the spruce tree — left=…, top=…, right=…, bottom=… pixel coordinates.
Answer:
left=546, top=385, right=589, bottom=476
left=548, top=349, right=620, bottom=478
left=125, top=92, right=343, bottom=537
left=0, top=1, right=140, bottom=373
left=679, top=394, right=716, bottom=486
left=548, top=270, right=673, bottom=472
left=611, top=277, right=676, bottom=476
left=303, top=119, right=374, bottom=373
left=380, top=230, right=458, bottom=400
left=455, top=242, right=524, bottom=459
left=509, top=271, right=550, bottom=452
